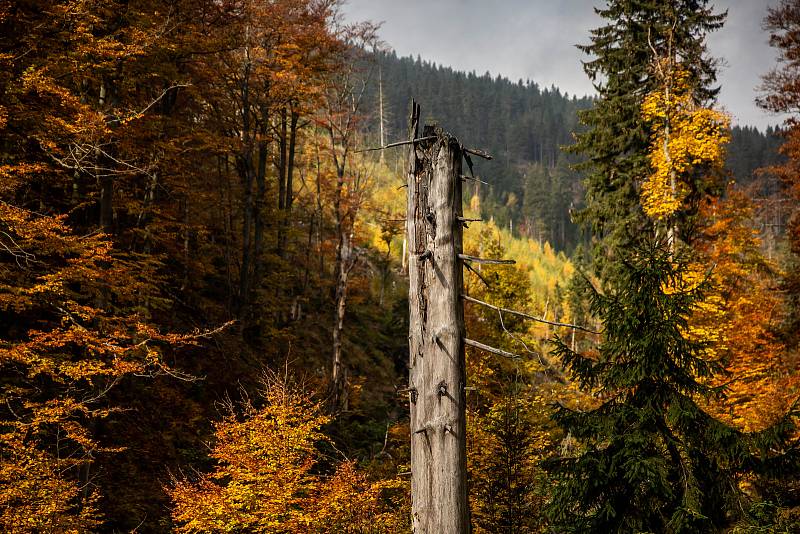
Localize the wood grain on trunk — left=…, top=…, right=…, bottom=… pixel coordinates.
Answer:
left=406, top=100, right=469, bottom=533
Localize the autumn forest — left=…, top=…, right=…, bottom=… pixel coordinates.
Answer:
left=2, top=0, right=800, bottom=532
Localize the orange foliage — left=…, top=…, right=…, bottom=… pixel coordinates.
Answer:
left=169, top=377, right=402, bottom=533
left=0, top=202, right=183, bottom=530
left=691, top=189, right=799, bottom=431
left=641, top=66, right=730, bottom=221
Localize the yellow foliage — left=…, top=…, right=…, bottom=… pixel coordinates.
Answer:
left=641, top=67, right=730, bottom=220
left=308, top=462, right=406, bottom=533
left=0, top=435, right=102, bottom=533
left=0, top=201, right=181, bottom=531
left=170, top=377, right=401, bottom=533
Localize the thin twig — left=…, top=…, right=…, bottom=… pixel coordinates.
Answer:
left=463, top=147, right=493, bottom=160
left=356, top=136, right=437, bottom=153
left=464, top=338, right=520, bottom=359
left=460, top=175, right=489, bottom=185
left=462, top=294, right=601, bottom=334
left=463, top=261, right=491, bottom=289
left=107, top=84, right=191, bottom=124
left=494, top=300, right=567, bottom=383
left=458, top=254, right=515, bottom=265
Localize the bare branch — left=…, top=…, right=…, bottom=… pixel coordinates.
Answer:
left=493, top=298, right=567, bottom=383
left=462, top=261, right=491, bottom=289
left=462, top=147, right=493, bottom=160
left=462, top=294, right=601, bottom=334
left=460, top=174, right=489, bottom=185
left=458, top=254, right=515, bottom=265
left=356, top=136, right=437, bottom=153
left=464, top=338, right=520, bottom=359
left=107, top=84, right=191, bottom=124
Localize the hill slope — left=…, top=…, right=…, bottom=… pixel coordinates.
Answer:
left=362, top=52, right=783, bottom=251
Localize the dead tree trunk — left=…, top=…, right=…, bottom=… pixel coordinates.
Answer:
left=406, top=101, right=469, bottom=533
left=331, top=225, right=354, bottom=410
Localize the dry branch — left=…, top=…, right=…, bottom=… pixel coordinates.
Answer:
left=356, top=136, right=437, bottom=153
left=460, top=174, right=489, bottom=185
left=462, top=294, right=600, bottom=334
left=458, top=254, right=515, bottom=265
left=464, top=338, right=520, bottom=359
left=463, top=147, right=493, bottom=160
left=462, top=261, right=491, bottom=288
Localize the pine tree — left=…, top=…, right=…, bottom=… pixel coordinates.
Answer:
left=571, top=0, right=725, bottom=283
left=545, top=238, right=799, bottom=533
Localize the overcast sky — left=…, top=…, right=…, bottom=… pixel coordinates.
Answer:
left=342, top=0, right=787, bottom=131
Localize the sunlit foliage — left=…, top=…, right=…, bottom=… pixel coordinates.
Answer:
left=641, top=66, right=730, bottom=221
left=170, top=376, right=402, bottom=533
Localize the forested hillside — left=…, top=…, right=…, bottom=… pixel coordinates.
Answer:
left=363, top=52, right=786, bottom=251
left=728, top=125, right=784, bottom=185
left=362, top=52, right=591, bottom=251
left=1, top=0, right=799, bottom=532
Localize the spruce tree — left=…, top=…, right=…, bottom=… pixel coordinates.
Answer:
left=545, top=239, right=799, bottom=533
left=547, top=2, right=800, bottom=531
left=572, top=0, right=725, bottom=283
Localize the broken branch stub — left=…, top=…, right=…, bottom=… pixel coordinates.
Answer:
left=406, top=100, right=469, bottom=534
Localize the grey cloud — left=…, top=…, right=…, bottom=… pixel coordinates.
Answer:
left=342, top=0, right=787, bottom=130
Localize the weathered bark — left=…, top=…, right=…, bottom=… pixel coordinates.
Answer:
left=378, top=65, right=386, bottom=165
left=331, top=227, right=353, bottom=410
left=330, top=133, right=355, bottom=409
left=406, top=101, right=469, bottom=533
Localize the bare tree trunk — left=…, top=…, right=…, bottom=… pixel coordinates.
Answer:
left=237, top=60, right=254, bottom=317
left=252, top=134, right=268, bottom=295
left=99, top=176, right=114, bottom=233
left=323, top=55, right=371, bottom=411
left=97, top=81, right=113, bottom=233
left=315, top=145, right=324, bottom=282
left=331, top=227, right=353, bottom=410
left=406, top=102, right=469, bottom=534
left=278, top=108, right=287, bottom=211
left=238, top=155, right=254, bottom=314
left=330, top=124, right=357, bottom=409
left=286, top=109, right=299, bottom=212
left=181, top=196, right=190, bottom=290
left=378, top=64, right=386, bottom=165
left=275, top=107, right=299, bottom=259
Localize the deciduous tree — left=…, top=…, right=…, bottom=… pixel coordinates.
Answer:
left=759, top=0, right=800, bottom=348
left=170, top=375, right=401, bottom=533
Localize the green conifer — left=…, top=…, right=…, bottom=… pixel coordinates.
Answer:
left=545, top=239, right=799, bottom=532
left=571, top=0, right=725, bottom=283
